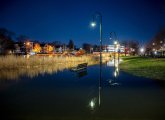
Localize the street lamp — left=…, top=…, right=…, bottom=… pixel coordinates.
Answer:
left=91, top=22, right=96, bottom=27
left=91, top=12, right=102, bottom=106
left=114, top=41, right=118, bottom=45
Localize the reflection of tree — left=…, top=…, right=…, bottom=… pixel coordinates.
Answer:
left=0, top=56, right=101, bottom=80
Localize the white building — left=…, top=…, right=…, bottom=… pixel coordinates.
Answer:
left=104, top=45, right=125, bottom=52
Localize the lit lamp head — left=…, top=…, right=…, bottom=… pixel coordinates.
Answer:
left=154, top=51, right=157, bottom=55
left=114, top=41, right=118, bottom=45
left=91, top=16, right=96, bottom=27
left=91, top=22, right=96, bottom=27
left=140, top=48, right=144, bottom=53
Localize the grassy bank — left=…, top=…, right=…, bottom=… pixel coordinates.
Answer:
left=0, top=53, right=111, bottom=70
left=0, top=55, right=97, bottom=69
left=0, top=54, right=111, bottom=80
left=120, top=56, right=165, bottom=80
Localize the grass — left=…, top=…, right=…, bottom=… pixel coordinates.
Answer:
left=0, top=55, right=94, bottom=69
left=120, top=56, right=165, bottom=80
left=0, top=54, right=111, bottom=80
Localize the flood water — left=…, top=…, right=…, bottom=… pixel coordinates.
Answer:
left=0, top=61, right=165, bottom=120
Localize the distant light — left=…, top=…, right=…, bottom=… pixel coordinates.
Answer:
left=140, top=48, right=144, bottom=53
left=154, top=51, right=157, bottom=55
left=26, top=42, right=30, bottom=46
left=114, top=41, right=118, bottom=45
left=152, top=43, right=155, bottom=45
left=91, top=22, right=96, bottom=27
left=160, top=41, right=163, bottom=43
left=29, top=52, right=35, bottom=55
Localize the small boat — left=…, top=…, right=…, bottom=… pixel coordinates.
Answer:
left=71, top=63, right=88, bottom=72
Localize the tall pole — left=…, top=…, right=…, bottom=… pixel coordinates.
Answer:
left=99, top=13, right=102, bottom=107
left=114, top=44, right=116, bottom=67
left=91, top=12, right=102, bottom=107
left=99, top=14, right=102, bottom=87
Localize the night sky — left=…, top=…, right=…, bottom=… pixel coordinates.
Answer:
left=0, top=0, right=165, bottom=47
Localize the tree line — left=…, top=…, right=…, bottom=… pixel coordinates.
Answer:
left=0, top=28, right=75, bottom=54
left=0, top=27, right=165, bottom=55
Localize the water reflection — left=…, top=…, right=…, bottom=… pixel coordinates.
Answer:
left=1, top=61, right=165, bottom=119
left=88, top=64, right=102, bottom=113
left=76, top=70, right=88, bottom=78
left=89, top=97, right=97, bottom=110
left=107, top=58, right=121, bottom=86
left=0, top=61, right=98, bottom=80
left=88, top=58, right=121, bottom=113
left=88, top=93, right=101, bottom=115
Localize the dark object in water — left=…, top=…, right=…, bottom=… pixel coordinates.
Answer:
left=71, top=63, right=88, bottom=71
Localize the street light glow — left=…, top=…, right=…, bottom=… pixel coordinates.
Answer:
left=154, top=51, right=157, bottom=55
left=90, top=100, right=94, bottom=108
left=114, top=41, right=117, bottom=45
left=140, top=48, right=144, bottom=53
left=91, top=22, right=96, bottom=27
left=26, top=42, right=30, bottom=46
left=89, top=98, right=96, bottom=110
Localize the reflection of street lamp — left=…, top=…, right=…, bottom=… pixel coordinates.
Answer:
left=91, top=12, right=102, bottom=93
left=89, top=99, right=96, bottom=110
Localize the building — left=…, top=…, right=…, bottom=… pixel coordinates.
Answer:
left=103, top=45, right=125, bottom=53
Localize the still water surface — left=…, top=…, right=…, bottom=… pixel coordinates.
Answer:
left=0, top=63, right=165, bottom=120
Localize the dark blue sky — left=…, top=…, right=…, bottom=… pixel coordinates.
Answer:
left=0, top=0, right=165, bottom=47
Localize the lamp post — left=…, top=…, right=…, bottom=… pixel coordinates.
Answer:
left=91, top=12, right=102, bottom=106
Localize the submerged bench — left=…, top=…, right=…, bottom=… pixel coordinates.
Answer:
left=71, top=63, right=88, bottom=71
